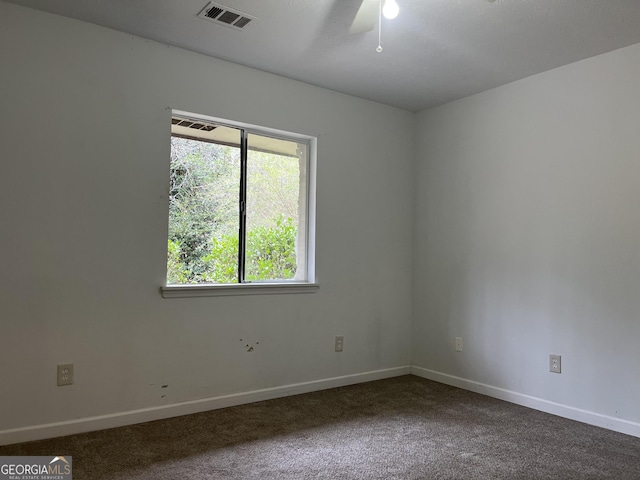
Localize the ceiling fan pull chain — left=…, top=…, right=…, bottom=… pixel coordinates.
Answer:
left=377, top=0, right=383, bottom=52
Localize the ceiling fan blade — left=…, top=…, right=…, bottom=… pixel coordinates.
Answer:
left=349, top=0, right=378, bottom=34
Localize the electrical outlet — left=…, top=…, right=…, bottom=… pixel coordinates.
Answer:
left=455, top=337, right=463, bottom=352
left=57, top=363, right=74, bottom=386
left=335, top=336, right=344, bottom=352
left=549, top=354, right=561, bottom=374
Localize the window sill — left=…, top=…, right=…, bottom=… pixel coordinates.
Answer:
left=161, top=282, right=320, bottom=298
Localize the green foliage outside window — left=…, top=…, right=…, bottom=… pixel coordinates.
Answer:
left=201, top=215, right=297, bottom=283
left=167, top=136, right=300, bottom=284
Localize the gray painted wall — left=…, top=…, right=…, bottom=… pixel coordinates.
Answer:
left=413, top=42, right=640, bottom=423
left=0, top=2, right=414, bottom=431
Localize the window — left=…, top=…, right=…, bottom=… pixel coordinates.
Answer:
left=162, top=110, right=317, bottom=298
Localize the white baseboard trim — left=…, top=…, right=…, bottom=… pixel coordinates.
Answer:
left=410, top=365, right=640, bottom=439
left=6, top=365, right=637, bottom=445
left=0, top=366, right=410, bottom=446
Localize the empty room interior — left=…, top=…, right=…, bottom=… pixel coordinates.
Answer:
left=1, top=0, right=640, bottom=478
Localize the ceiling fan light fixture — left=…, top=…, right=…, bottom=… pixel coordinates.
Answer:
left=382, top=0, right=399, bottom=20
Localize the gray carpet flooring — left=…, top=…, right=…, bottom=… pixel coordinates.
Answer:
left=2, top=375, right=640, bottom=479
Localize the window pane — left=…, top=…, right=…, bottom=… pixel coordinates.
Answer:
left=167, top=131, right=240, bottom=284
left=246, top=133, right=307, bottom=282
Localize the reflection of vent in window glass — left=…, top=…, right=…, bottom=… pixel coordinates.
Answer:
left=167, top=115, right=309, bottom=285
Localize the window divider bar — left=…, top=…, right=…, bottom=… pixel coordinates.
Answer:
left=238, top=129, right=248, bottom=283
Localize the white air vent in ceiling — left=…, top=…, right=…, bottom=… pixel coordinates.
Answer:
left=197, top=2, right=256, bottom=30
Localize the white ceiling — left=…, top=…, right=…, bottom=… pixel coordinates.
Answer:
left=7, top=0, right=640, bottom=111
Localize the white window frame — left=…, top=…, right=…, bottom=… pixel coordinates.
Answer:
left=162, top=110, right=318, bottom=298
